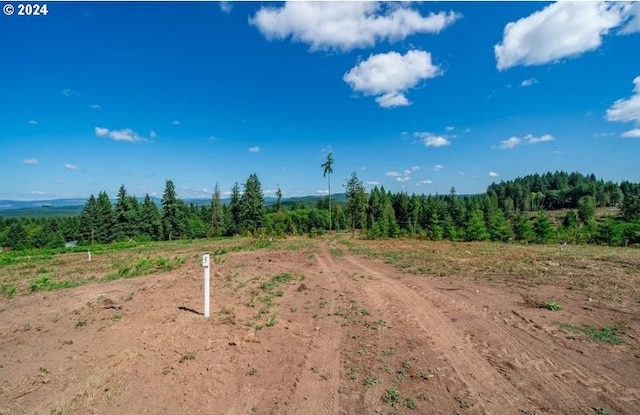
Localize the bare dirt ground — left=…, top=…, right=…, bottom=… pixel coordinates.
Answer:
left=1, top=237, right=639, bottom=415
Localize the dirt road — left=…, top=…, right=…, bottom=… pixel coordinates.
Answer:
left=1, top=240, right=638, bottom=414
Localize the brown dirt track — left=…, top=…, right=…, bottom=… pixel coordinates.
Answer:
left=1, top=237, right=639, bottom=415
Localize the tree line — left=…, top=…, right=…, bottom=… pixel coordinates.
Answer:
left=1, top=170, right=639, bottom=251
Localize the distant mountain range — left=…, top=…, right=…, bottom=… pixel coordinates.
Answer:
left=0, top=194, right=349, bottom=218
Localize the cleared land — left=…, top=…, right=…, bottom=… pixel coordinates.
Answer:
left=1, top=236, right=639, bottom=415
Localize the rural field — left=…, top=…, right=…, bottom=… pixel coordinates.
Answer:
left=1, top=236, right=639, bottom=415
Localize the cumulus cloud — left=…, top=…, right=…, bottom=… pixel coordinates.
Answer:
left=249, top=146, right=261, bottom=153
left=23, top=158, right=38, bottom=165
left=499, top=134, right=555, bottom=149
left=94, top=127, right=146, bottom=142
left=417, top=180, right=433, bottom=185
left=606, top=76, right=640, bottom=130
left=367, top=180, right=382, bottom=186
left=619, top=2, right=640, bottom=34
left=495, top=2, right=628, bottom=70
left=521, top=78, right=539, bottom=87
left=414, top=132, right=451, bottom=147
left=410, top=166, right=420, bottom=171
left=385, top=171, right=402, bottom=177
left=433, top=164, right=444, bottom=171
left=344, top=50, right=441, bottom=108
left=396, top=176, right=411, bottom=182
left=219, top=1, right=232, bottom=14
left=622, top=128, right=640, bottom=138
left=489, top=171, right=499, bottom=177
left=65, top=163, right=80, bottom=170
left=250, top=2, right=460, bottom=52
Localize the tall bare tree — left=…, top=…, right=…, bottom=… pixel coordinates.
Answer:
left=321, top=152, right=334, bottom=231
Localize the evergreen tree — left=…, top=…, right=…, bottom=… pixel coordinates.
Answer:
left=229, top=182, right=241, bottom=235
left=274, top=186, right=283, bottom=213
left=321, top=152, right=334, bottom=231
left=96, top=191, right=115, bottom=243
left=79, top=194, right=98, bottom=244
left=140, top=194, right=161, bottom=240
left=161, top=179, right=182, bottom=240
left=513, top=214, right=535, bottom=243
left=487, top=210, right=514, bottom=242
left=576, top=195, right=596, bottom=224
left=533, top=214, right=555, bottom=243
left=113, top=184, right=138, bottom=241
left=465, top=210, right=490, bottom=241
left=344, top=172, right=367, bottom=237
left=239, top=174, right=265, bottom=234
left=210, top=183, right=225, bottom=237
left=5, top=222, right=28, bottom=250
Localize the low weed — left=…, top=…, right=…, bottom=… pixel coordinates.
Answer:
left=179, top=352, right=196, bottom=363
left=559, top=322, right=627, bottom=344
left=542, top=301, right=562, bottom=311
left=75, top=320, right=87, bottom=328
left=30, top=275, right=82, bottom=292
left=104, top=256, right=185, bottom=281
left=2, top=284, right=16, bottom=298
left=266, top=314, right=278, bottom=327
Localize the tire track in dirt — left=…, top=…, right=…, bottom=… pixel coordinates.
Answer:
left=284, top=251, right=343, bottom=415
left=383, top=265, right=640, bottom=414
left=340, top=253, right=535, bottom=414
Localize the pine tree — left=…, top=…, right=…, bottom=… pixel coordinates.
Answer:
left=344, top=172, right=366, bottom=237
left=534, top=214, right=555, bottom=243
left=140, top=194, right=161, bottom=240
left=211, top=183, right=225, bottom=237
left=465, top=210, right=490, bottom=241
left=239, top=174, right=265, bottom=234
left=513, top=214, right=535, bottom=243
left=229, top=182, right=241, bottom=235
left=113, top=185, right=139, bottom=241
left=321, top=152, right=334, bottom=231
left=161, top=179, right=182, bottom=240
left=79, top=194, right=98, bottom=244
left=96, top=191, right=115, bottom=243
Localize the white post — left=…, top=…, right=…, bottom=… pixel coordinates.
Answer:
left=202, top=254, right=210, bottom=318
left=88, top=251, right=91, bottom=262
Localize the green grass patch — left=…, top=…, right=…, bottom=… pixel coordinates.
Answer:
left=260, top=273, right=295, bottom=291
left=2, top=284, right=17, bottom=298
left=559, top=322, right=627, bottom=344
left=30, top=275, right=83, bottom=292
left=104, top=256, right=185, bottom=281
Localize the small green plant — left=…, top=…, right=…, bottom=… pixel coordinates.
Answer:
left=404, top=397, right=417, bottom=410
left=319, top=299, right=328, bottom=309
left=346, top=366, right=358, bottom=380
left=290, top=306, right=297, bottom=312
left=248, top=367, right=258, bottom=376
left=543, top=301, right=562, bottom=311
left=39, top=366, right=49, bottom=374
left=266, top=314, right=278, bottom=327
left=180, top=352, right=196, bottom=363
left=31, top=275, right=82, bottom=292
left=2, top=284, right=16, bottom=299
left=111, top=313, right=122, bottom=321
left=559, top=322, right=627, bottom=344
left=75, top=320, right=87, bottom=328
left=381, top=387, right=402, bottom=407
left=593, top=408, right=612, bottom=415
left=363, top=376, right=381, bottom=387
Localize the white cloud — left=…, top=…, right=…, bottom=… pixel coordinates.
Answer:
left=396, top=176, right=410, bottom=182
left=250, top=2, right=460, bottom=52
left=150, top=130, right=157, bottom=139
left=410, top=165, right=420, bottom=171
left=65, top=163, right=80, bottom=170
left=94, top=126, right=145, bottom=142
left=249, top=146, right=261, bottom=153
left=445, top=126, right=455, bottom=132
left=499, top=137, right=521, bottom=149
left=219, top=1, right=232, bottom=14
left=367, top=180, right=382, bottom=186
left=28, top=120, right=37, bottom=125
left=620, top=2, right=640, bottom=34
left=495, top=2, right=627, bottom=70
left=89, top=104, right=101, bottom=109
left=417, top=180, right=433, bottom=185
left=521, top=78, right=539, bottom=87
left=316, top=189, right=329, bottom=195
left=209, top=136, right=219, bottom=141
left=489, top=171, right=499, bottom=177
left=344, top=50, right=441, bottom=108
left=385, top=171, right=402, bottom=177
left=499, top=134, right=555, bottom=149
left=172, top=120, right=181, bottom=126
left=31, top=190, right=45, bottom=195
left=61, top=88, right=79, bottom=96
left=23, top=158, right=38, bottom=165
left=606, top=76, right=640, bottom=125
left=433, top=164, right=444, bottom=171
left=414, top=132, right=451, bottom=147
left=622, top=128, right=640, bottom=138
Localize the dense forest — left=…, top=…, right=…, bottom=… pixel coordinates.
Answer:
left=1, top=171, right=639, bottom=251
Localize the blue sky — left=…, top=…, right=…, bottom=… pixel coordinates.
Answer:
left=2, top=1, right=639, bottom=201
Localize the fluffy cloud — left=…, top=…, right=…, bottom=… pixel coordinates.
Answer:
left=499, top=134, right=555, bottom=149
left=622, top=128, right=640, bottom=138
left=385, top=171, right=402, bottom=177
left=219, top=1, right=232, bottom=14
left=495, top=2, right=628, bottom=70
left=249, top=146, right=261, bottom=153
left=620, top=2, right=640, bottom=34
left=417, top=180, right=433, bottom=185
left=489, top=171, right=499, bottom=177
left=606, top=76, right=640, bottom=128
left=414, top=132, right=451, bottom=147
left=521, top=78, right=539, bottom=87
left=445, top=126, right=455, bottom=132
left=344, top=50, right=441, bottom=108
left=23, top=158, right=38, bottom=165
left=433, top=164, right=444, bottom=171
left=250, top=2, right=460, bottom=52
left=65, top=163, right=80, bottom=170
left=95, top=127, right=146, bottom=142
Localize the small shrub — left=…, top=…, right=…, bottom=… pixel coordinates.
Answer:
left=2, top=284, right=16, bottom=298
left=543, top=301, right=562, bottom=311
left=381, top=387, right=402, bottom=407
left=75, top=320, right=87, bottom=328
left=180, top=352, right=196, bottom=363
left=266, top=314, right=278, bottom=327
